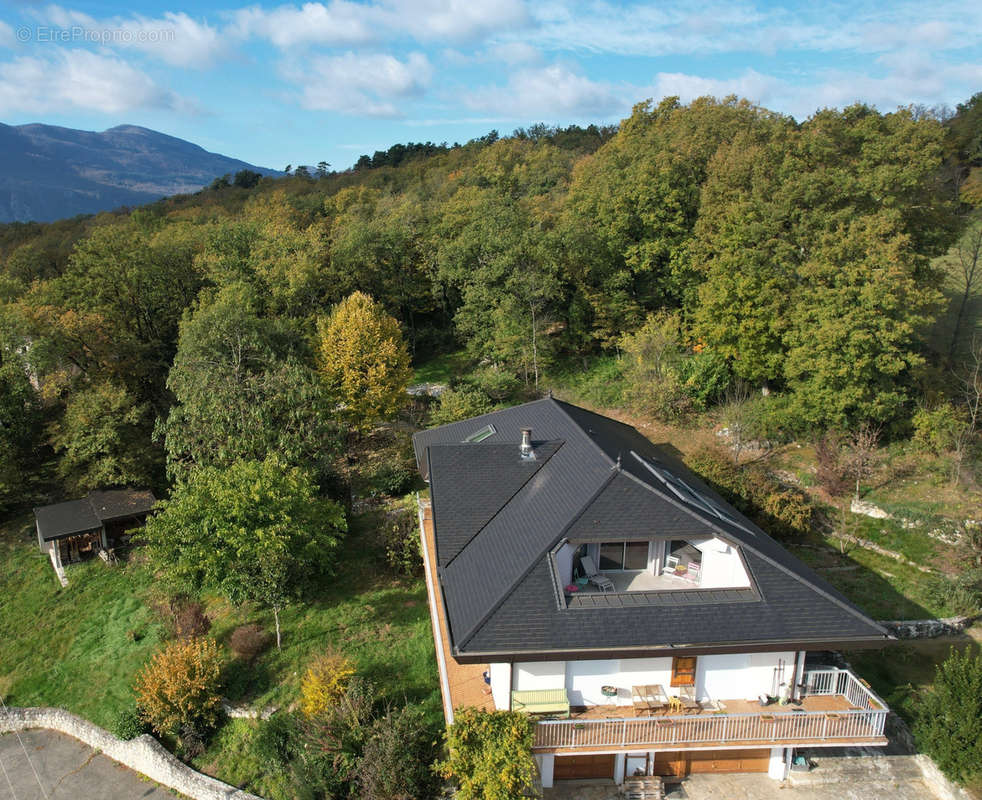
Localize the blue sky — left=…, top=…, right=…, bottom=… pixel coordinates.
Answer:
left=0, top=0, right=980, bottom=170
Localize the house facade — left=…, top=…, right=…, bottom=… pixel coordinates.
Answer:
left=413, top=398, right=892, bottom=787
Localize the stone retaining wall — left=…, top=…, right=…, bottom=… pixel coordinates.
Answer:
left=914, top=754, right=974, bottom=800
left=878, top=616, right=979, bottom=639
left=0, top=707, right=262, bottom=800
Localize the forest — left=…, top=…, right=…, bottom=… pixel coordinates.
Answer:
left=2, top=94, right=981, bottom=504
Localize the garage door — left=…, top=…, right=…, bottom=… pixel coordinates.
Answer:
left=554, top=754, right=616, bottom=780
left=687, top=749, right=770, bottom=773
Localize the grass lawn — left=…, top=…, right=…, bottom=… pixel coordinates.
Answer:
left=0, top=505, right=440, bottom=796
left=412, top=349, right=472, bottom=385
left=0, top=513, right=165, bottom=729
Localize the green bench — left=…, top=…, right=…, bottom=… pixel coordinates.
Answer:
left=511, top=688, right=571, bottom=718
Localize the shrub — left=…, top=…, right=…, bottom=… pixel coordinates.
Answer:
left=436, top=708, right=536, bottom=800
left=111, top=704, right=148, bottom=740
left=912, top=403, right=968, bottom=456
left=363, top=460, right=414, bottom=497
left=300, top=677, right=377, bottom=797
left=229, top=623, right=273, bottom=661
left=678, top=348, right=732, bottom=410
left=383, top=499, right=422, bottom=577
left=134, top=637, right=224, bottom=739
left=300, top=651, right=357, bottom=717
left=814, top=431, right=850, bottom=495
left=913, top=648, right=982, bottom=785
left=253, top=712, right=301, bottom=768
left=354, top=704, right=440, bottom=800
left=687, top=446, right=814, bottom=539
left=462, top=366, right=521, bottom=403
left=430, top=387, right=494, bottom=426
left=170, top=597, right=211, bottom=639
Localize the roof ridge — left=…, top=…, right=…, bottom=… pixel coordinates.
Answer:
left=548, top=397, right=618, bottom=469
left=442, top=440, right=565, bottom=571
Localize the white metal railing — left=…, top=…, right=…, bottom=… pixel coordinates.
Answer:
left=803, top=668, right=887, bottom=712
left=532, top=669, right=888, bottom=751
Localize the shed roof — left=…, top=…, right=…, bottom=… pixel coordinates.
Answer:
left=34, top=488, right=156, bottom=542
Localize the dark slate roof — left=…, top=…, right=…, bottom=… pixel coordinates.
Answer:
left=86, top=489, right=156, bottom=521
left=34, top=499, right=102, bottom=541
left=412, top=397, right=890, bottom=657
left=428, top=442, right=561, bottom=567
left=34, top=488, right=156, bottom=541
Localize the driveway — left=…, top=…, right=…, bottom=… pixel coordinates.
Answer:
left=0, top=729, right=169, bottom=799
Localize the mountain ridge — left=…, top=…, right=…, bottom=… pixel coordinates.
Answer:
left=0, top=122, right=280, bottom=222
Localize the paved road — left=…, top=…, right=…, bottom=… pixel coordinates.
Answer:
left=0, top=729, right=169, bottom=800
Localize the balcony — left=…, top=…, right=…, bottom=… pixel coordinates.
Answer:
left=530, top=669, right=888, bottom=752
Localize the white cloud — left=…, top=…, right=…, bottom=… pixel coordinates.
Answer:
left=0, top=50, right=188, bottom=114
left=287, top=51, right=432, bottom=116
left=41, top=6, right=225, bottom=68
left=229, top=1, right=380, bottom=48
left=646, top=69, right=783, bottom=107
left=382, top=0, right=529, bottom=41
left=465, top=63, right=621, bottom=118
left=485, top=41, right=541, bottom=65
left=229, top=0, right=530, bottom=49
left=0, top=21, right=15, bottom=48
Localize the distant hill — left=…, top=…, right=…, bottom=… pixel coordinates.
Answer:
left=0, top=123, right=280, bottom=222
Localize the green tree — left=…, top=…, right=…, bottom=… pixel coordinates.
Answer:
left=0, top=354, right=41, bottom=507
left=317, top=291, right=411, bottom=432
left=914, top=647, right=982, bottom=785
left=160, top=283, right=340, bottom=482
left=436, top=708, right=536, bottom=800
left=145, top=458, right=346, bottom=649
left=49, top=380, right=159, bottom=493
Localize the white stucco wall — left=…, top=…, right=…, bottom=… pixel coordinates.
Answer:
left=695, top=538, right=751, bottom=588
left=544, top=652, right=795, bottom=706
left=489, top=662, right=511, bottom=710
left=699, top=652, right=796, bottom=702
left=555, top=542, right=574, bottom=586
left=513, top=661, right=566, bottom=691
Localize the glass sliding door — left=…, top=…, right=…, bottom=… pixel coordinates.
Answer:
left=598, top=541, right=650, bottom=571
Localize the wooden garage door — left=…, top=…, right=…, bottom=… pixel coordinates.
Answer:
left=554, top=754, right=616, bottom=780
left=687, top=749, right=769, bottom=773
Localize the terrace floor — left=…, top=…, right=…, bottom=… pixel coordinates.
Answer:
left=575, top=570, right=700, bottom=593
left=568, top=695, right=861, bottom=719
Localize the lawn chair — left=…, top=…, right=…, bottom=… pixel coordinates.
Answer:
left=580, top=555, right=615, bottom=593
left=679, top=684, right=701, bottom=713
left=662, top=555, right=680, bottom=575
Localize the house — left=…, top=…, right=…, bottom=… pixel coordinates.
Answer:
left=34, top=489, right=156, bottom=574
left=412, top=397, right=892, bottom=788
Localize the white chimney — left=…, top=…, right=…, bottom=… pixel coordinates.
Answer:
left=520, top=428, right=534, bottom=459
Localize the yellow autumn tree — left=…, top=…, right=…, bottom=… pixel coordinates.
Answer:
left=300, top=651, right=357, bottom=717
left=134, top=637, right=224, bottom=737
left=317, top=291, right=411, bottom=431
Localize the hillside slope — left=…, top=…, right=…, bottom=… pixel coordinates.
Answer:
left=0, top=123, right=279, bottom=222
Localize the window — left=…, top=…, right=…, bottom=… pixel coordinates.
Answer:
left=670, top=656, right=697, bottom=687
left=597, top=541, right=650, bottom=571
left=463, top=424, right=496, bottom=443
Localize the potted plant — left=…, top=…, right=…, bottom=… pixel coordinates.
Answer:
left=601, top=685, right=617, bottom=698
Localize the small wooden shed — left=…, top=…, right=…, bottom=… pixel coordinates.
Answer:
left=34, top=488, right=156, bottom=571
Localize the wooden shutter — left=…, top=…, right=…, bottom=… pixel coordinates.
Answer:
left=670, top=656, right=697, bottom=687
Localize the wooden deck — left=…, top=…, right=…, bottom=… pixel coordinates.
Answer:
left=420, top=501, right=495, bottom=717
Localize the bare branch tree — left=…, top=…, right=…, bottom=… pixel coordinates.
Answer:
left=846, top=421, right=881, bottom=502
left=952, top=336, right=982, bottom=484
left=946, top=218, right=982, bottom=362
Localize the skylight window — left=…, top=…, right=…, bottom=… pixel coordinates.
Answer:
left=463, top=424, right=496, bottom=443
left=630, top=451, right=756, bottom=536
